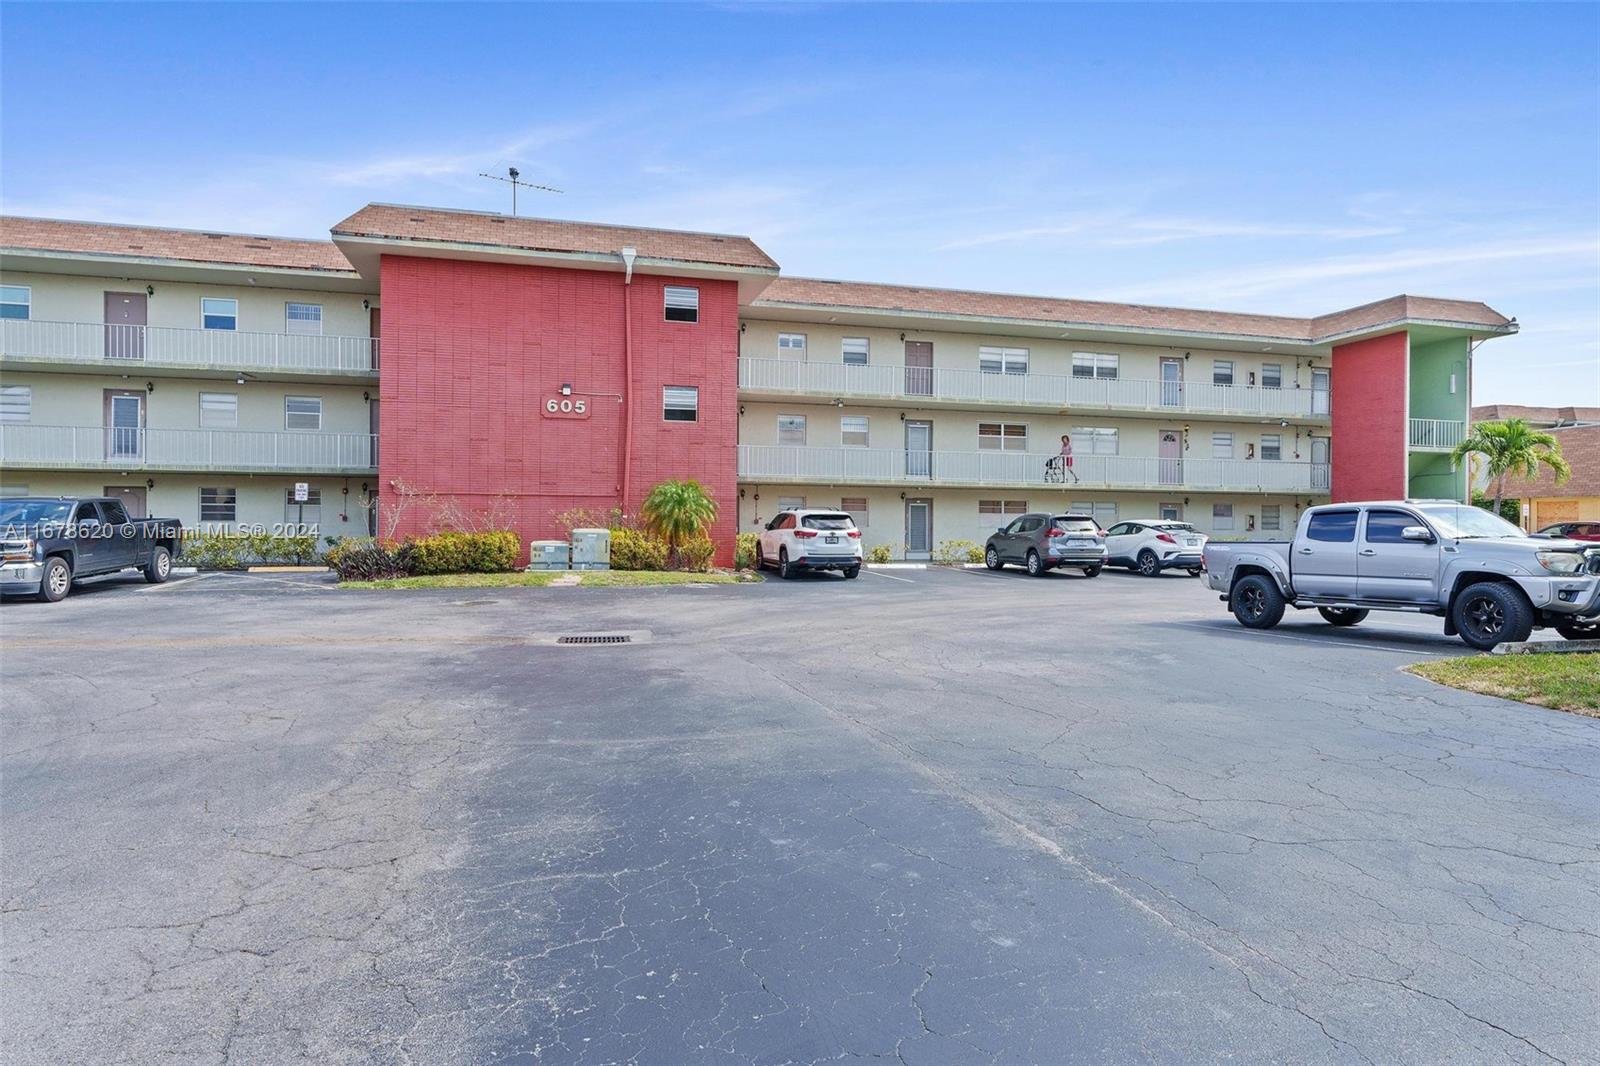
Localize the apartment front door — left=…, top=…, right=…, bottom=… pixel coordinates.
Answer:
left=905, top=419, right=932, bottom=478
left=104, top=390, right=144, bottom=460
left=369, top=307, right=382, bottom=370
left=1311, top=368, right=1330, bottom=416
left=103, top=485, right=147, bottom=518
left=906, top=498, right=933, bottom=559
left=1311, top=436, right=1331, bottom=491
left=1160, top=357, right=1183, bottom=407
left=104, top=291, right=147, bottom=360
left=904, top=341, right=933, bottom=396
left=1158, top=428, right=1182, bottom=485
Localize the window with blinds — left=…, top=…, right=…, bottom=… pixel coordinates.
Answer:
left=1072, top=352, right=1119, bottom=379
left=842, top=337, right=869, bottom=366
left=979, top=346, right=1029, bottom=375
left=1072, top=427, right=1118, bottom=455
left=777, top=415, right=807, bottom=445
left=285, top=302, right=323, bottom=335
left=0, top=385, right=31, bottom=423
left=841, top=497, right=869, bottom=526
left=199, top=392, right=238, bottom=428
left=664, top=286, right=699, bottom=323
left=663, top=386, right=699, bottom=422
left=200, top=487, right=237, bottom=523
left=841, top=416, right=869, bottom=447
left=978, top=423, right=1027, bottom=450
left=285, top=396, right=322, bottom=431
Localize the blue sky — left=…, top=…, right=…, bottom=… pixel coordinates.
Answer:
left=3, top=2, right=1596, bottom=404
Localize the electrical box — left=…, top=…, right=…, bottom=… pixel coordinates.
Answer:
left=570, top=528, right=611, bottom=570
left=527, top=541, right=570, bottom=571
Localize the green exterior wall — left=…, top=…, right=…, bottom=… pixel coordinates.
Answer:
left=1408, top=336, right=1470, bottom=422
left=1408, top=451, right=1464, bottom=500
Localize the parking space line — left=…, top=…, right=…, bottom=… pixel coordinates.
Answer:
left=1167, top=620, right=1456, bottom=656
left=864, top=569, right=916, bottom=584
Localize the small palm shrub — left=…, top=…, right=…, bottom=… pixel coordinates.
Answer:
left=641, top=480, right=718, bottom=556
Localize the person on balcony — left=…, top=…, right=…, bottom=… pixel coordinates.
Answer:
left=1047, top=433, right=1080, bottom=484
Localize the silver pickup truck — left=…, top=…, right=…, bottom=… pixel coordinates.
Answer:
left=1203, top=500, right=1600, bottom=649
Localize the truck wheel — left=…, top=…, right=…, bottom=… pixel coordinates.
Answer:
left=38, top=556, right=72, bottom=602
left=1451, top=581, right=1534, bottom=650
left=1231, top=574, right=1285, bottom=629
left=1553, top=619, right=1600, bottom=641
left=1137, top=550, right=1161, bottom=577
left=1318, top=607, right=1368, bottom=627
left=1026, top=550, right=1044, bottom=576
left=144, top=545, right=172, bottom=584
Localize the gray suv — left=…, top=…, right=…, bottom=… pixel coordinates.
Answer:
left=985, top=513, right=1107, bottom=577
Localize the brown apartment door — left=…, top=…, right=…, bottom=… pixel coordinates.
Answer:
left=904, top=341, right=933, bottom=396
left=104, top=485, right=147, bottom=518
left=105, top=292, right=147, bottom=360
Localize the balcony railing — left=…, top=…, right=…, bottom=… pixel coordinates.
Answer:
left=1409, top=418, right=1466, bottom=451
left=1, top=425, right=377, bottom=473
left=739, top=358, right=1328, bottom=419
left=2, top=319, right=379, bottom=375
left=739, top=444, right=1329, bottom=493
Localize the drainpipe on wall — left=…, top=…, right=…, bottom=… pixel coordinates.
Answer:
left=619, top=246, right=638, bottom=507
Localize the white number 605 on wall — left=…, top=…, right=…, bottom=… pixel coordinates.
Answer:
left=543, top=396, right=591, bottom=419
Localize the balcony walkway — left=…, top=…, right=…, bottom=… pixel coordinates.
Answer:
left=3, top=319, right=379, bottom=377
left=1, top=425, right=377, bottom=474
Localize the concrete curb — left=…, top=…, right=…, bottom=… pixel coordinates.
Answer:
left=247, top=566, right=332, bottom=573
left=1493, top=639, right=1600, bottom=655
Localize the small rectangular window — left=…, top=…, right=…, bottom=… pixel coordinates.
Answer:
left=0, top=285, right=30, bottom=320
left=663, top=386, right=699, bottom=422
left=285, top=395, right=322, bottom=431
left=200, top=486, right=238, bottom=523
left=1072, top=352, right=1119, bottom=379
left=1261, top=504, right=1281, bottom=531
left=778, top=332, right=807, bottom=353
left=1307, top=510, right=1358, bottom=543
left=841, top=496, right=869, bottom=526
left=1261, top=363, right=1282, bottom=389
left=979, top=499, right=1030, bottom=516
left=0, top=385, right=31, bottom=423
left=842, top=337, right=869, bottom=366
left=1212, top=432, right=1234, bottom=459
left=841, top=415, right=870, bottom=447
left=978, top=422, right=1028, bottom=451
left=285, top=302, right=323, bottom=335
left=1212, top=503, right=1234, bottom=531
left=664, top=286, right=699, bottom=323
left=777, top=415, right=807, bottom=445
left=1260, top=433, right=1281, bottom=462
left=979, top=346, right=1030, bottom=375
left=1213, top=360, right=1234, bottom=386
left=284, top=487, right=322, bottom=528
left=1072, top=501, right=1118, bottom=527
left=199, top=392, right=238, bottom=428
left=777, top=496, right=806, bottom=510
left=202, top=297, right=238, bottom=331
left=1159, top=502, right=1182, bottom=522
left=1073, top=426, right=1118, bottom=455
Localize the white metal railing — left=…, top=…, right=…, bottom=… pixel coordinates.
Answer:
left=1, top=424, right=378, bottom=472
left=2, top=319, right=379, bottom=374
left=1409, top=418, right=1466, bottom=451
left=739, top=358, right=1327, bottom=419
left=738, top=444, right=1327, bottom=493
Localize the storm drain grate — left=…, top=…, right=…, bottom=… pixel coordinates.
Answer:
left=556, top=634, right=632, bottom=645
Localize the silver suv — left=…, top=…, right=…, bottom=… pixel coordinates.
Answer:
left=984, top=513, right=1107, bottom=577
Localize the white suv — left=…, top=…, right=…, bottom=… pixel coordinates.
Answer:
left=756, top=510, right=863, bottom=580
left=1104, top=519, right=1209, bottom=577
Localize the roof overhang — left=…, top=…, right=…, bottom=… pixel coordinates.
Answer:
left=0, top=247, right=373, bottom=294
left=331, top=233, right=780, bottom=301
left=1320, top=318, right=1519, bottom=348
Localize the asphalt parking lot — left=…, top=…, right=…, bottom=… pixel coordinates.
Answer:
left=3, top=567, right=1596, bottom=1064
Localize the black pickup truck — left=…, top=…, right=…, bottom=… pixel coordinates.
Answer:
left=0, top=497, right=183, bottom=602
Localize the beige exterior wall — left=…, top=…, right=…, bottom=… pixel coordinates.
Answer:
left=735, top=486, right=1303, bottom=554
left=740, top=319, right=1327, bottom=389
left=0, top=471, right=373, bottom=537
left=0, top=370, right=370, bottom=434
left=3, top=270, right=375, bottom=337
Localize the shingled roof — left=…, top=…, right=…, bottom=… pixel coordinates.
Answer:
left=331, top=204, right=778, bottom=271
left=752, top=278, right=1512, bottom=344
left=1499, top=423, right=1600, bottom=499
left=0, top=216, right=355, bottom=274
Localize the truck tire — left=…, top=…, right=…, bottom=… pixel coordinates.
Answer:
left=38, top=556, right=72, bottom=602
left=1231, top=574, right=1285, bottom=630
left=1451, top=581, right=1534, bottom=650
left=1554, top=618, right=1600, bottom=641
left=144, top=545, right=172, bottom=584
left=1137, top=549, right=1161, bottom=577
left=1318, top=607, right=1368, bottom=627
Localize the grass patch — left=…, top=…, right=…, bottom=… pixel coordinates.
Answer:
left=340, top=569, right=757, bottom=590
left=1407, top=653, right=1600, bottom=717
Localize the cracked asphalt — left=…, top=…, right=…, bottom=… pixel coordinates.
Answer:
left=2, top=565, right=1597, bottom=1064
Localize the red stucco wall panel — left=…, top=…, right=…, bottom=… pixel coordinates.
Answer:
left=1330, top=331, right=1409, bottom=502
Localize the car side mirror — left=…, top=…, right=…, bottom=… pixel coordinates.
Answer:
left=1401, top=526, right=1434, bottom=543
left=997, top=526, right=1008, bottom=534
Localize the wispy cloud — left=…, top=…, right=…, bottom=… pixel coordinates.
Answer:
left=940, top=214, right=1401, bottom=250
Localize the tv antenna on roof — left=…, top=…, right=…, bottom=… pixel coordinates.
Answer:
left=478, top=167, right=562, bottom=216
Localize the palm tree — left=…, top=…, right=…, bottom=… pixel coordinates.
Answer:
left=640, top=479, right=719, bottom=562
left=1450, top=418, right=1571, bottom=522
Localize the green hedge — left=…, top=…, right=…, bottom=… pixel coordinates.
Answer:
left=181, top=530, right=323, bottom=570
left=408, top=530, right=519, bottom=574
left=735, top=531, right=760, bottom=570
left=608, top=527, right=669, bottom=571
left=934, top=539, right=983, bottom=565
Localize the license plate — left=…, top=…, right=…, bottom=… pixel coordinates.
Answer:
left=826, top=535, right=838, bottom=544
left=1185, top=538, right=1200, bottom=546
left=1067, top=539, right=1090, bottom=548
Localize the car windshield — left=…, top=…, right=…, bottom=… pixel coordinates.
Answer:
left=1050, top=517, right=1098, bottom=534
left=1416, top=505, right=1525, bottom=540
left=0, top=500, right=73, bottom=526
left=802, top=514, right=854, bottom=530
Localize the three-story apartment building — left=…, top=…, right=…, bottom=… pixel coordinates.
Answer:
left=1, top=206, right=1510, bottom=561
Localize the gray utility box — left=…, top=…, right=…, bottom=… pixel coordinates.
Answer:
left=570, top=528, right=611, bottom=571
left=527, top=541, right=570, bottom=571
